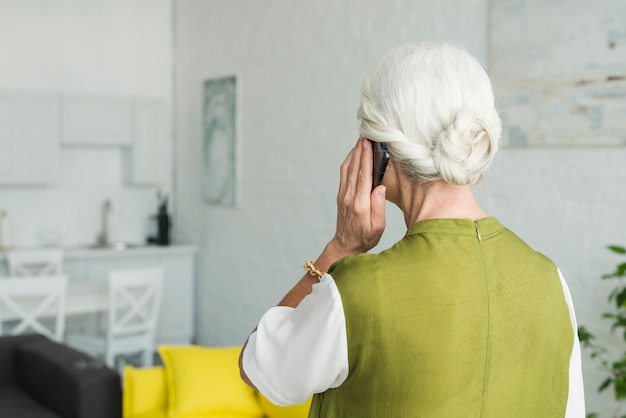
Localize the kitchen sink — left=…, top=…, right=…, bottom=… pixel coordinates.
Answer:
left=94, top=242, right=142, bottom=251
left=71, top=242, right=144, bottom=251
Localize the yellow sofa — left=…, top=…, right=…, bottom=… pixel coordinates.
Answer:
left=123, top=345, right=311, bottom=418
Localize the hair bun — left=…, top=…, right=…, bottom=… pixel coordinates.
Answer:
left=358, top=42, right=502, bottom=185
left=433, top=109, right=501, bottom=185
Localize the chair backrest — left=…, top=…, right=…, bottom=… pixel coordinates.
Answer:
left=107, top=267, right=164, bottom=342
left=7, top=249, right=64, bottom=277
left=0, top=275, right=68, bottom=342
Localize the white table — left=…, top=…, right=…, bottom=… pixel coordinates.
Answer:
left=65, top=281, right=109, bottom=315
left=0, top=279, right=109, bottom=321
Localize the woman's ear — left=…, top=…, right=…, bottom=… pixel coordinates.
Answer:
left=383, top=158, right=397, bottom=184
left=381, top=159, right=400, bottom=204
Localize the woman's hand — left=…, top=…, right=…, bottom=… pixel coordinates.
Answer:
left=246, top=139, right=387, bottom=313
left=330, top=137, right=387, bottom=256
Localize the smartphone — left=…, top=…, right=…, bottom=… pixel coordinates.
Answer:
left=371, top=140, right=390, bottom=190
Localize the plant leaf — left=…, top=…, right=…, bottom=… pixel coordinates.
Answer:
left=615, top=378, right=626, bottom=400
left=617, top=288, right=626, bottom=308
left=608, top=245, right=626, bottom=254
left=578, top=326, right=594, bottom=343
left=598, top=377, right=612, bottom=392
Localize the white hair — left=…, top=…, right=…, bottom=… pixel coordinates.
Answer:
left=357, top=41, right=502, bottom=185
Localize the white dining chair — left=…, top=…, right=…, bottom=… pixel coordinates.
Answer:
left=0, top=275, right=68, bottom=342
left=7, top=249, right=64, bottom=277
left=66, top=267, right=164, bottom=372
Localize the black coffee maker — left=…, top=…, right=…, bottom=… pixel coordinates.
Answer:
left=148, top=193, right=171, bottom=246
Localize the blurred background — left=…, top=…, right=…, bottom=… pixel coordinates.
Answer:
left=1, top=0, right=625, bottom=414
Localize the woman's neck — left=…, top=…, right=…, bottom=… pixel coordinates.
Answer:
left=396, top=180, right=487, bottom=228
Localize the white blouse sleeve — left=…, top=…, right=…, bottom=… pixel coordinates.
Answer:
left=241, top=273, right=349, bottom=406
left=557, top=268, right=586, bottom=417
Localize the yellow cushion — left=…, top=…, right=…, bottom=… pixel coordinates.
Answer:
left=158, top=345, right=264, bottom=418
left=128, top=412, right=167, bottom=418
left=123, top=365, right=168, bottom=418
left=258, top=394, right=312, bottom=418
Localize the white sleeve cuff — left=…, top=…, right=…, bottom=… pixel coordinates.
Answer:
left=242, top=273, right=348, bottom=406
left=557, top=268, right=586, bottom=417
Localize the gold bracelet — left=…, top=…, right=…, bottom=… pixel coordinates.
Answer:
left=304, top=260, right=324, bottom=280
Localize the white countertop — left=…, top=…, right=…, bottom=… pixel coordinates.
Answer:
left=0, top=244, right=197, bottom=261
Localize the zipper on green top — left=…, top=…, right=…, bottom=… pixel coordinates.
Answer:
left=474, top=221, right=482, bottom=241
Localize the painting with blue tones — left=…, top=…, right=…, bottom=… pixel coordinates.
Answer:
left=203, top=76, right=237, bottom=205
left=491, top=0, right=626, bottom=146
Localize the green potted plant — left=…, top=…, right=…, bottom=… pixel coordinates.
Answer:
left=578, top=245, right=626, bottom=418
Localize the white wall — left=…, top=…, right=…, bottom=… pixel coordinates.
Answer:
left=175, top=0, right=488, bottom=342
left=0, top=0, right=172, bottom=248
left=175, top=0, right=624, bottom=414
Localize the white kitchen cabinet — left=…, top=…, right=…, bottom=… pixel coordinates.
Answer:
left=0, top=91, right=60, bottom=185
left=125, top=98, right=169, bottom=185
left=0, top=92, right=19, bottom=182
left=61, top=94, right=133, bottom=146
left=0, top=91, right=169, bottom=186
left=62, top=93, right=168, bottom=185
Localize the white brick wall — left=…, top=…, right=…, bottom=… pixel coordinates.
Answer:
left=175, top=0, right=624, bottom=414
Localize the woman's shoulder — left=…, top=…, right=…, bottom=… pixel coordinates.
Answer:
left=328, top=227, right=433, bottom=279
left=327, top=243, right=407, bottom=289
left=328, top=252, right=377, bottom=276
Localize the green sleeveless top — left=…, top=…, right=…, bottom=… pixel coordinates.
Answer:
left=308, top=217, right=572, bottom=418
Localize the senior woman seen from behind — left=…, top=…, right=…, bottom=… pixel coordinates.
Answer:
left=239, top=41, right=585, bottom=417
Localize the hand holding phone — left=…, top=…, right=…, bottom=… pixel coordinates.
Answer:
left=371, top=140, right=390, bottom=191
left=333, top=138, right=388, bottom=255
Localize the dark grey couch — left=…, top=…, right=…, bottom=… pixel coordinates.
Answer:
left=0, top=334, right=121, bottom=418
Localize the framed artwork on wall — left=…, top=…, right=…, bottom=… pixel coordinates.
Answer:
left=491, top=0, right=626, bottom=147
left=202, top=75, right=238, bottom=206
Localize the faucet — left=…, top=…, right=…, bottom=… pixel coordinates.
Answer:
left=96, top=199, right=112, bottom=247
